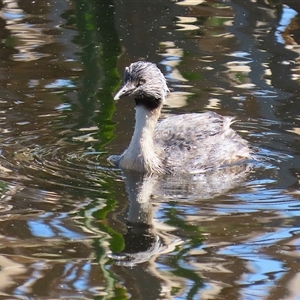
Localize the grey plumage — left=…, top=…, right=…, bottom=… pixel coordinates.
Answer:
left=114, top=61, right=169, bottom=103
left=110, top=61, right=253, bottom=174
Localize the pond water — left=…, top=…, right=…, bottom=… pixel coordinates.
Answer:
left=0, top=0, right=300, bottom=299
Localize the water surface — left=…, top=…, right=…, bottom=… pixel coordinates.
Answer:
left=0, top=0, right=300, bottom=299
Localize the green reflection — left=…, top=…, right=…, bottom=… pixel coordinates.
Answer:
left=72, top=1, right=125, bottom=298
left=73, top=0, right=121, bottom=149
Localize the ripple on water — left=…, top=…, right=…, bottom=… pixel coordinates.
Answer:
left=0, top=138, right=116, bottom=192
left=33, top=149, right=111, bottom=187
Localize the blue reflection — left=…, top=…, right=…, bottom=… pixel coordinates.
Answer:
left=45, top=79, right=76, bottom=89
left=275, top=6, right=298, bottom=44
left=28, top=220, right=55, bottom=237
left=73, top=262, right=91, bottom=290
left=28, top=218, right=85, bottom=239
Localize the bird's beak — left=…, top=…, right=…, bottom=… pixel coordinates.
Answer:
left=114, top=83, right=135, bottom=100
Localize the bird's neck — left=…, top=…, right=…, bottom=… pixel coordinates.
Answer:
left=120, top=102, right=163, bottom=173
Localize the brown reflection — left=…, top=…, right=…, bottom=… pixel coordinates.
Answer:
left=229, top=0, right=300, bottom=96
left=0, top=0, right=79, bottom=91
left=0, top=181, right=109, bottom=297
left=114, top=0, right=188, bottom=63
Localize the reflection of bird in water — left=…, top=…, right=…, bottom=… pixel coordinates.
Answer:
left=108, top=171, right=182, bottom=267
left=108, top=165, right=250, bottom=266
left=109, top=61, right=253, bottom=174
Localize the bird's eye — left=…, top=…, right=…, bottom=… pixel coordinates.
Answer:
left=137, top=79, right=145, bottom=87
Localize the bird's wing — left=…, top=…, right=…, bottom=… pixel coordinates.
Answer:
left=155, top=111, right=230, bottom=149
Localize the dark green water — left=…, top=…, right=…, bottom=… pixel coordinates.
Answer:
left=0, top=0, right=300, bottom=299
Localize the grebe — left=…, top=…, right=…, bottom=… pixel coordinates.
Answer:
left=109, top=61, right=253, bottom=174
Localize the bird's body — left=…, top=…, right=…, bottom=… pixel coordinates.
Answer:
left=155, top=112, right=250, bottom=173
left=110, top=61, right=253, bottom=174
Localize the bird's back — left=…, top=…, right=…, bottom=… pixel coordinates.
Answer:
left=154, top=111, right=252, bottom=173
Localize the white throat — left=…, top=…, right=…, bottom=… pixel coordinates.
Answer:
left=120, top=105, right=162, bottom=173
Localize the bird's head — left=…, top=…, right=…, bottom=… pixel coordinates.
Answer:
left=114, top=61, right=169, bottom=109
